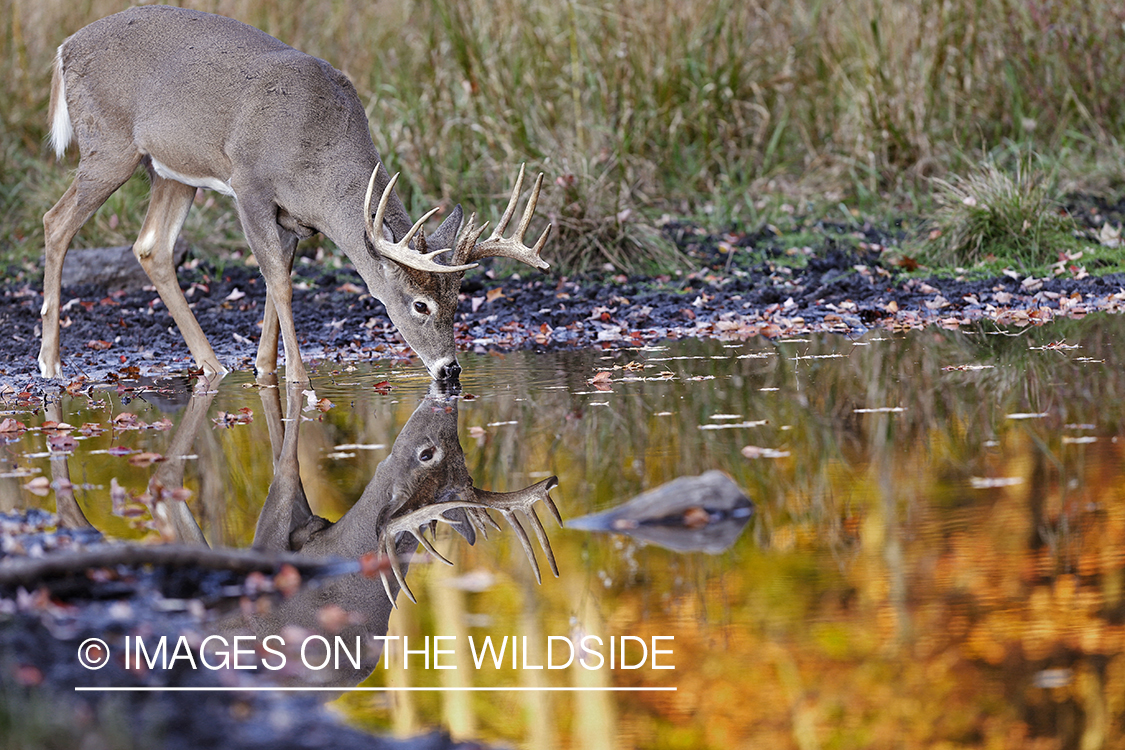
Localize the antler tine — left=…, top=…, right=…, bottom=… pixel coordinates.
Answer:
left=493, top=163, right=526, bottom=237
left=376, top=499, right=495, bottom=606
left=505, top=512, right=543, bottom=584
left=364, top=167, right=478, bottom=274
left=455, top=165, right=552, bottom=270
left=475, top=476, right=562, bottom=581
left=464, top=506, right=503, bottom=540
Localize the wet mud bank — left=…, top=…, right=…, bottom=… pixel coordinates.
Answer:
left=2, top=216, right=1124, bottom=388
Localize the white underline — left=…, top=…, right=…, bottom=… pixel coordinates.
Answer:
left=75, top=686, right=676, bottom=692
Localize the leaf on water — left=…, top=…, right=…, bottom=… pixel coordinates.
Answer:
left=700, top=420, right=768, bottom=430
left=47, top=434, right=78, bottom=453
left=741, top=445, right=791, bottom=459
left=970, top=476, right=1023, bottom=488
left=372, top=380, right=393, bottom=394
left=316, top=397, right=333, bottom=412
left=128, top=452, right=165, bottom=467
left=22, top=476, right=51, bottom=496
left=151, top=417, right=174, bottom=431
left=107, top=446, right=134, bottom=456
left=1006, top=412, right=1048, bottom=420
left=212, top=409, right=253, bottom=428
left=0, top=418, right=27, bottom=436
left=942, top=364, right=995, bottom=371
left=854, top=407, right=906, bottom=413
left=112, top=412, right=140, bottom=430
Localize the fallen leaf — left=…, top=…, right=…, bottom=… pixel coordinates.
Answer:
left=741, top=445, right=791, bottom=459
left=23, top=476, right=51, bottom=496
left=486, top=287, right=505, bottom=303
left=87, top=340, right=113, bottom=351
left=128, top=451, right=165, bottom=467
left=274, top=564, right=302, bottom=597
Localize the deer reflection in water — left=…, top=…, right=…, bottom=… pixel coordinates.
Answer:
left=47, top=375, right=561, bottom=687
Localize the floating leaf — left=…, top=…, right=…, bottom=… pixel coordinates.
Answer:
left=22, top=476, right=51, bottom=496
left=741, top=445, right=791, bottom=459
left=970, top=476, right=1023, bottom=488
left=128, top=451, right=165, bottom=467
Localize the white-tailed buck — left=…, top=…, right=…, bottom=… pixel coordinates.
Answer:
left=40, top=5, right=550, bottom=383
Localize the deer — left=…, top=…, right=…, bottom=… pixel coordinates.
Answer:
left=197, top=377, right=562, bottom=685
left=39, top=5, right=550, bottom=384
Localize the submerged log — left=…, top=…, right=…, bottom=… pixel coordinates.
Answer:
left=565, top=470, right=753, bottom=553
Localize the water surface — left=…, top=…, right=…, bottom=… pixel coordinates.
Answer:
left=2, top=314, right=1124, bottom=748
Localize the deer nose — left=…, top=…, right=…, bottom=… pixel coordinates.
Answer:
left=436, top=360, right=462, bottom=380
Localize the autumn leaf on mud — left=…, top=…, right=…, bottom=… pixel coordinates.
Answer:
left=485, top=287, right=505, bottom=303
left=274, top=564, right=302, bottom=597
left=87, top=340, right=112, bottom=351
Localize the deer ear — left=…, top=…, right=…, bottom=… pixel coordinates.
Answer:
left=428, top=204, right=463, bottom=251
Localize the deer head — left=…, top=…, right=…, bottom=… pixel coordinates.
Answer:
left=357, top=165, right=551, bottom=380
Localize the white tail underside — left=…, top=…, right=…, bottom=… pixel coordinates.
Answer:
left=49, top=49, right=73, bottom=160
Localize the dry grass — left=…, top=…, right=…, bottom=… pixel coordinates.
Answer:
left=1, top=0, right=1123, bottom=272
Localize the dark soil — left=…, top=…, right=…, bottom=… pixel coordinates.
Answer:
left=3, top=202, right=1125, bottom=390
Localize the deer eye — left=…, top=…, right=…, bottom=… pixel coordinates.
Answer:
left=413, top=300, right=430, bottom=315
left=419, top=447, right=435, bottom=462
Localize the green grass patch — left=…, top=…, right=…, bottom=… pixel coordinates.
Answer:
left=920, top=156, right=1086, bottom=269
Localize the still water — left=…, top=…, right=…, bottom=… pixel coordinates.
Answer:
left=2, top=313, right=1125, bottom=748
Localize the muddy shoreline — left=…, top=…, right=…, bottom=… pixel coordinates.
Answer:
left=2, top=213, right=1124, bottom=389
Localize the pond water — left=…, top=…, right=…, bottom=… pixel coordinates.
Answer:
left=2, top=312, right=1125, bottom=748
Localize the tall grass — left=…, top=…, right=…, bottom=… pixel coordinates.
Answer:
left=1, top=0, right=1123, bottom=272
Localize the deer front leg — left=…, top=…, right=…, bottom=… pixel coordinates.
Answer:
left=256, top=291, right=280, bottom=376
left=254, top=231, right=296, bottom=378
left=134, top=176, right=227, bottom=378
left=40, top=153, right=141, bottom=378
left=236, top=195, right=308, bottom=384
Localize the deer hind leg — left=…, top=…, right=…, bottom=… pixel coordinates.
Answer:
left=39, top=152, right=141, bottom=378
left=134, top=175, right=227, bottom=378
left=254, top=230, right=298, bottom=378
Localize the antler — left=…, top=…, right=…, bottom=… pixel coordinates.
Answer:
left=452, top=164, right=552, bottom=269
left=375, top=499, right=491, bottom=606
left=470, top=477, right=562, bottom=584
left=373, top=476, right=562, bottom=606
left=364, top=169, right=477, bottom=274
